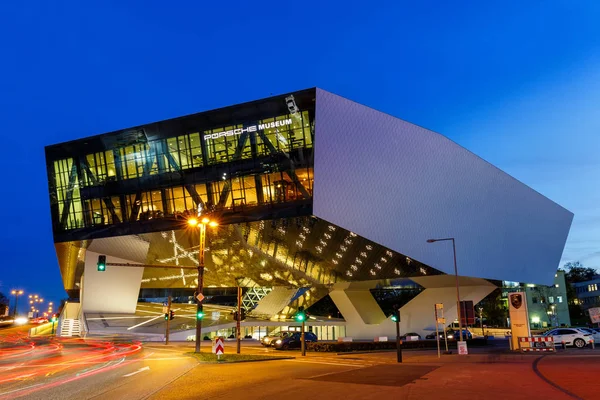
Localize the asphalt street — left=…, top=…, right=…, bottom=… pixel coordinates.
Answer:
left=2, top=326, right=600, bottom=400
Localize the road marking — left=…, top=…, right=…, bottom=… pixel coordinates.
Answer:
left=284, top=359, right=370, bottom=367
left=127, top=315, right=163, bottom=330
left=123, top=366, right=150, bottom=377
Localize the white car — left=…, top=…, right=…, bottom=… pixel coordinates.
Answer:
left=543, top=328, right=593, bottom=348
left=576, top=327, right=600, bottom=344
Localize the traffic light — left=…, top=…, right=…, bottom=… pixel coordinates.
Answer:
left=97, top=255, right=106, bottom=272
left=196, top=305, right=205, bottom=320
left=169, top=310, right=175, bottom=320
left=233, top=309, right=247, bottom=321
left=391, top=305, right=400, bottom=323
left=51, top=314, right=58, bottom=323
left=294, top=307, right=306, bottom=323
left=164, top=313, right=168, bottom=320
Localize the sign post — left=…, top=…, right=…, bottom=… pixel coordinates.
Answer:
left=508, top=292, right=531, bottom=351
left=589, top=307, right=600, bottom=324
left=213, top=337, right=225, bottom=360
left=236, top=286, right=242, bottom=354
left=434, top=303, right=442, bottom=358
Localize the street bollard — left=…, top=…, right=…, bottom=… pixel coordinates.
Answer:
left=591, top=339, right=595, bottom=350
left=561, top=341, right=566, bottom=350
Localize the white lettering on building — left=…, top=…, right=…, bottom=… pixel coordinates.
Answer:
left=204, top=119, right=293, bottom=141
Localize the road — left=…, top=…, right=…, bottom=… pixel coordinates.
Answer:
left=1, top=327, right=600, bottom=400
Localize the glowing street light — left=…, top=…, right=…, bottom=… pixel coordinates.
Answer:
left=10, top=290, right=24, bottom=317
left=188, top=215, right=219, bottom=354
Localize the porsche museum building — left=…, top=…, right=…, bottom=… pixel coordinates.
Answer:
left=45, top=88, right=573, bottom=339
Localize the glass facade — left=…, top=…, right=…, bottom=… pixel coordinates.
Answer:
left=46, top=90, right=316, bottom=237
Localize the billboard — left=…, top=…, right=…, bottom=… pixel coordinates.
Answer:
left=459, top=300, right=475, bottom=326
left=589, top=307, right=600, bottom=324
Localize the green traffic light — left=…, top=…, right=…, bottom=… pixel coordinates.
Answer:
left=294, top=312, right=306, bottom=322
left=97, top=255, right=106, bottom=271
left=391, top=314, right=399, bottom=322
left=197, top=311, right=205, bottom=320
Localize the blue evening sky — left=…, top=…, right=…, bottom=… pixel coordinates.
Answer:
left=1, top=1, right=599, bottom=309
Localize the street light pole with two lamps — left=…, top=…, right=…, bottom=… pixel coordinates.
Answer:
left=426, top=237, right=464, bottom=342
left=10, top=290, right=23, bottom=317
left=188, top=216, right=219, bottom=354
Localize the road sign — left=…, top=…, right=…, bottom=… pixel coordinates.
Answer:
left=196, top=293, right=205, bottom=303
left=211, top=311, right=221, bottom=321
left=589, top=307, right=600, bottom=324
left=163, top=301, right=168, bottom=306
left=162, top=306, right=168, bottom=313
left=458, top=341, right=468, bottom=355
left=435, top=303, right=443, bottom=310
left=213, top=337, right=224, bottom=355
left=437, top=317, right=446, bottom=324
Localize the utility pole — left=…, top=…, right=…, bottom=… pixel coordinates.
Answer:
left=165, top=295, right=172, bottom=345
left=301, top=319, right=306, bottom=357
left=479, top=307, right=484, bottom=336
left=195, top=222, right=207, bottom=354
left=395, top=311, right=403, bottom=363
left=236, top=286, right=242, bottom=354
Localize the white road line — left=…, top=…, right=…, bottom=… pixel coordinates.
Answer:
left=123, top=366, right=150, bottom=377
left=127, top=315, right=163, bottom=330
left=284, top=359, right=370, bottom=367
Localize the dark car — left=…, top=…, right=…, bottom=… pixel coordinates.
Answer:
left=426, top=330, right=454, bottom=340
left=449, top=330, right=472, bottom=340
left=400, top=332, right=422, bottom=341
left=273, top=332, right=317, bottom=350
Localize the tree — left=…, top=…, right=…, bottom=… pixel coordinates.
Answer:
left=561, top=261, right=594, bottom=325
left=562, top=261, right=598, bottom=283
left=478, top=288, right=508, bottom=327
left=0, top=292, right=8, bottom=316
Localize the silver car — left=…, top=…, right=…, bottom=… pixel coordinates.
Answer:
left=261, top=331, right=292, bottom=347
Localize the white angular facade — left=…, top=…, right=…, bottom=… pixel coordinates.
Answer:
left=313, top=88, right=572, bottom=285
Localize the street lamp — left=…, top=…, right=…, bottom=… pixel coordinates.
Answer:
left=10, top=290, right=24, bottom=317
left=426, top=238, right=464, bottom=342
left=188, top=215, right=219, bottom=353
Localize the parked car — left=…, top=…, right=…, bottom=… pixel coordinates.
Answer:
left=576, top=327, right=600, bottom=343
left=273, top=332, right=318, bottom=350
left=425, top=330, right=453, bottom=340
left=449, top=330, right=473, bottom=340
left=400, top=332, right=422, bottom=341
left=261, top=331, right=292, bottom=347
left=543, top=328, right=593, bottom=348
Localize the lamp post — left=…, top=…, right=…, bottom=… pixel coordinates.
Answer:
left=188, top=216, right=218, bottom=353
left=427, top=238, right=463, bottom=342
left=10, top=290, right=23, bottom=317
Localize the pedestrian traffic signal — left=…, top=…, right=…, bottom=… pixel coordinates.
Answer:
left=97, top=255, right=106, bottom=272
left=197, top=306, right=205, bottom=320
left=169, top=310, right=175, bottom=320
left=294, top=307, right=306, bottom=323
